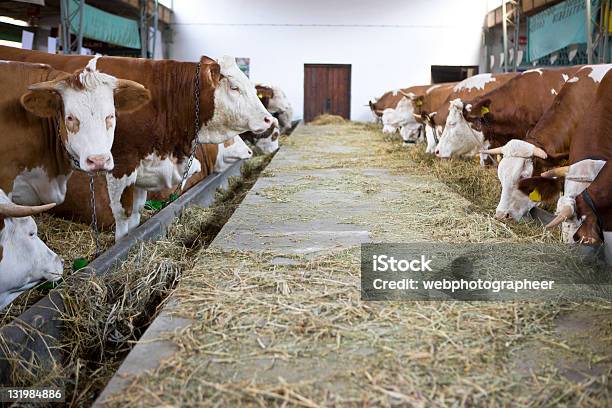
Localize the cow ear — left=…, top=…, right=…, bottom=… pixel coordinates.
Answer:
left=518, top=176, right=563, bottom=203
left=20, top=86, right=62, bottom=118
left=114, top=79, right=151, bottom=113
left=479, top=99, right=492, bottom=117
left=207, top=62, right=221, bottom=87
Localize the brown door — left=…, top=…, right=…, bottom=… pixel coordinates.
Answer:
left=304, top=64, right=351, bottom=122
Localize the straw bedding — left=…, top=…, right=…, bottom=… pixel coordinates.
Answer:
left=0, top=152, right=274, bottom=407
left=100, top=122, right=610, bottom=407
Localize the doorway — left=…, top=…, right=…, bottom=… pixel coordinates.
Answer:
left=304, top=64, right=351, bottom=122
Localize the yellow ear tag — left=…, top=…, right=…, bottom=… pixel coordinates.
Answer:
left=257, top=94, right=263, bottom=99
left=480, top=106, right=490, bottom=116
left=529, top=189, right=542, bottom=202
left=416, top=100, right=423, bottom=106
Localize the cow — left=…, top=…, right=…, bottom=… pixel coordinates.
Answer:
left=0, top=46, right=275, bottom=240
left=440, top=67, right=581, bottom=159
left=242, top=117, right=281, bottom=154
left=256, top=84, right=293, bottom=134
left=0, top=59, right=150, bottom=208
left=214, top=136, right=253, bottom=173
left=426, top=73, right=517, bottom=159
left=409, top=82, right=458, bottom=152
left=482, top=65, right=612, bottom=222
left=0, top=190, right=63, bottom=309
left=515, top=67, right=612, bottom=246
left=369, top=85, right=430, bottom=119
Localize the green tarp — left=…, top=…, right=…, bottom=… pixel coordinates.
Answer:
left=68, top=0, right=141, bottom=49
left=528, top=0, right=599, bottom=62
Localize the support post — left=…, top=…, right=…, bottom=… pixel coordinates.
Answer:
left=587, top=0, right=593, bottom=64
left=513, top=0, right=521, bottom=71
left=60, top=0, right=84, bottom=55
left=502, top=0, right=509, bottom=72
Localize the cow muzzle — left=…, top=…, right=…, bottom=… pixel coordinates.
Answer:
left=85, top=154, right=113, bottom=172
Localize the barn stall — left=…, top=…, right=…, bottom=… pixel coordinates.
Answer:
left=0, top=0, right=610, bottom=407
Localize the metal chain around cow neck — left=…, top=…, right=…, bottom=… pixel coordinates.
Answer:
left=168, top=60, right=202, bottom=203
left=55, top=113, right=102, bottom=258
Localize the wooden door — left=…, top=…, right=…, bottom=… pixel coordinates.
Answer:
left=304, top=64, right=351, bottom=122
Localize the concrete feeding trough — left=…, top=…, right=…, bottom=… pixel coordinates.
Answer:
left=0, top=160, right=244, bottom=382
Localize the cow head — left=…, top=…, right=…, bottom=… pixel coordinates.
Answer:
left=482, top=139, right=548, bottom=220
left=214, top=136, right=253, bottom=173
left=198, top=56, right=273, bottom=144
left=436, top=99, right=485, bottom=159
left=20, top=58, right=150, bottom=173
left=0, top=190, right=62, bottom=309
left=519, top=160, right=607, bottom=243
left=385, top=94, right=422, bottom=138
left=255, top=125, right=280, bottom=154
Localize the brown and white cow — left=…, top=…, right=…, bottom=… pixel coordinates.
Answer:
left=0, top=46, right=274, bottom=240
left=429, top=73, right=517, bottom=158
left=409, top=82, right=458, bottom=151
left=482, top=64, right=612, bottom=221
left=0, top=189, right=62, bottom=309
left=0, top=59, right=150, bottom=207
left=516, top=67, right=612, bottom=246
left=256, top=84, right=293, bottom=134
left=369, top=85, right=430, bottom=120
left=443, top=67, right=581, bottom=160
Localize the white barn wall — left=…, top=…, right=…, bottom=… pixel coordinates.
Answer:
left=170, top=0, right=489, bottom=121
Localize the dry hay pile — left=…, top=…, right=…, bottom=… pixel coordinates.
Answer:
left=309, top=114, right=347, bottom=125
left=0, top=154, right=274, bottom=407
left=99, top=122, right=611, bottom=407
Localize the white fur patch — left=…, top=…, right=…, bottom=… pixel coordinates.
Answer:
left=454, top=73, right=496, bottom=92
left=562, top=74, right=569, bottom=82
left=426, top=84, right=442, bottom=94
left=586, top=64, right=612, bottom=83
left=522, top=68, right=543, bottom=76
left=10, top=167, right=69, bottom=206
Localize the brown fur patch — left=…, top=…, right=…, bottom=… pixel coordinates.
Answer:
left=65, top=115, right=80, bottom=133
left=120, top=184, right=135, bottom=218
left=518, top=176, right=563, bottom=203
left=106, top=114, right=114, bottom=130
left=223, top=138, right=235, bottom=148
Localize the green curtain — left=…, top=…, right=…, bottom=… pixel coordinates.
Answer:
left=68, top=0, right=141, bottom=49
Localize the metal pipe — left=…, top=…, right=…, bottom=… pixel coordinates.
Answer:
left=587, top=0, right=593, bottom=64
left=513, top=0, right=521, bottom=71
left=152, top=0, right=159, bottom=59
left=502, top=1, right=509, bottom=72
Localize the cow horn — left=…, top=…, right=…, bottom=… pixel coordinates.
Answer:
left=480, top=147, right=504, bottom=155
left=532, top=147, right=548, bottom=159
left=28, top=80, right=60, bottom=91
left=545, top=205, right=574, bottom=229
left=0, top=202, right=56, bottom=218
left=541, top=166, right=569, bottom=178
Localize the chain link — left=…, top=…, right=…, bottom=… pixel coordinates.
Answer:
left=169, top=61, right=202, bottom=201
left=89, top=174, right=101, bottom=257
left=56, top=113, right=101, bottom=257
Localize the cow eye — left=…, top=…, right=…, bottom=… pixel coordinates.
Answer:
left=230, top=84, right=240, bottom=91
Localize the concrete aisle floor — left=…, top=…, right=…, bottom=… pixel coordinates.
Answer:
left=97, top=122, right=611, bottom=407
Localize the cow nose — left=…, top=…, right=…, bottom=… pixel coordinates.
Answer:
left=263, top=116, right=272, bottom=125
left=495, top=211, right=509, bottom=220
left=247, top=149, right=252, bottom=156
left=435, top=149, right=440, bottom=156
left=86, top=154, right=111, bottom=171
